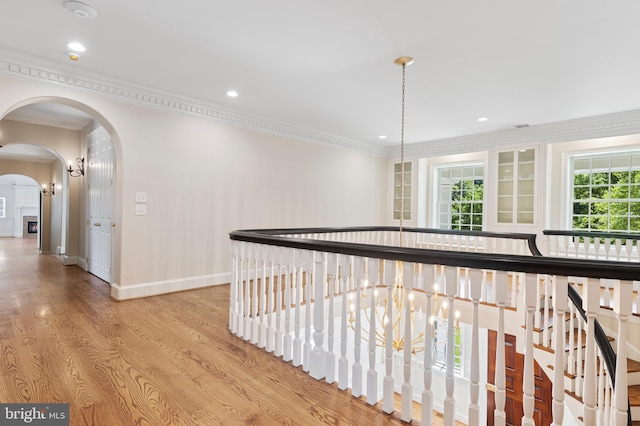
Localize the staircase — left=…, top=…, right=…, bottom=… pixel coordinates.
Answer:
left=531, top=281, right=640, bottom=425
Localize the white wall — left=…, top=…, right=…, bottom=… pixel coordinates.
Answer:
left=0, top=74, right=388, bottom=299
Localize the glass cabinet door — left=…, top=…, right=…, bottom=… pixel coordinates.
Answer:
left=497, top=148, right=535, bottom=225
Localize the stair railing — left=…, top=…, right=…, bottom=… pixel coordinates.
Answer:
left=230, top=227, right=637, bottom=425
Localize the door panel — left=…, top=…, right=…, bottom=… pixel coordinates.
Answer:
left=487, top=330, right=553, bottom=425
left=87, top=127, right=113, bottom=282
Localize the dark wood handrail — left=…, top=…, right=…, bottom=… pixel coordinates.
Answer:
left=230, top=226, right=635, bottom=424
left=544, top=229, right=640, bottom=241
left=230, top=228, right=639, bottom=280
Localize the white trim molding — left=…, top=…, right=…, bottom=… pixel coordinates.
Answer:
left=3, top=54, right=640, bottom=160
left=0, top=56, right=384, bottom=157
left=110, top=272, right=230, bottom=300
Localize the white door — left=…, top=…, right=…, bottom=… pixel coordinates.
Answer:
left=87, top=127, right=114, bottom=282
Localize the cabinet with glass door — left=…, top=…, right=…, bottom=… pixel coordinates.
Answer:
left=496, top=148, right=535, bottom=225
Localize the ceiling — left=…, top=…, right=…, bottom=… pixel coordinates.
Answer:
left=2, top=1, right=640, bottom=149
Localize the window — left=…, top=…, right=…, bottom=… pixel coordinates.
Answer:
left=0, top=197, right=5, bottom=218
left=437, top=164, right=483, bottom=230
left=393, top=162, right=411, bottom=220
left=571, top=151, right=640, bottom=233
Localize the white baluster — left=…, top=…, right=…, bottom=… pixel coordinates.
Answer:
left=575, top=303, right=583, bottom=398
left=325, top=253, right=337, bottom=382
left=366, top=258, right=378, bottom=405
left=522, top=273, right=537, bottom=425
left=613, top=279, right=632, bottom=425
left=493, top=270, right=507, bottom=426
left=605, top=238, right=612, bottom=260
left=244, top=244, right=253, bottom=340
left=598, top=349, right=606, bottom=425
left=266, top=252, right=275, bottom=353
left=422, top=264, right=435, bottom=426
left=283, top=259, right=292, bottom=361
left=236, top=245, right=245, bottom=339
left=293, top=250, right=304, bottom=366
left=229, top=241, right=238, bottom=334
left=543, top=275, right=551, bottom=347
left=274, top=248, right=284, bottom=356
left=259, top=252, right=267, bottom=349
left=338, top=256, right=350, bottom=390
left=310, top=251, right=328, bottom=380
left=534, top=274, right=542, bottom=332
left=302, top=251, right=312, bottom=370
left=251, top=246, right=260, bottom=345
left=401, top=261, right=415, bottom=422
left=351, top=257, right=364, bottom=396
left=552, top=275, right=568, bottom=426
left=582, top=278, right=599, bottom=425
left=468, top=269, right=482, bottom=426
left=567, top=303, right=576, bottom=379
left=604, top=376, right=611, bottom=426
left=383, top=260, right=395, bottom=414
left=443, top=266, right=458, bottom=426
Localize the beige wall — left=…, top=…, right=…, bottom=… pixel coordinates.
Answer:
left=0, top=74, right=387, bottom=298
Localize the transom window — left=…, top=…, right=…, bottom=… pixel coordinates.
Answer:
left=437, top=165, right=483, bottom=230
left=571, top=151, right=640, bottom=233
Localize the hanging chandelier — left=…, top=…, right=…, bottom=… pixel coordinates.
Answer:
left=346, top=57, right=460, bottom=356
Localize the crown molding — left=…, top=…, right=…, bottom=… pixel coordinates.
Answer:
left=3, top=56, right=640, bottom=161
left=389, top=109, right=640, bottom=159
left=0, top=57, right=385, bottom=157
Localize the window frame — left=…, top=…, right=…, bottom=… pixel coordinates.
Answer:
left=569, top=150, right=640, bottom=233
left=435, top=163, right=484, bottom=231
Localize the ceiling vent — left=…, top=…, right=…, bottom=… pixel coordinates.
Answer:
left=515, top=124, right=530, bottom=128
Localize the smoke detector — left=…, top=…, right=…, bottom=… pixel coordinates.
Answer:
left=64, top=1, right=98, bottom=18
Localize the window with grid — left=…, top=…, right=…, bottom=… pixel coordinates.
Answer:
left=437, top=164, right=484, bottom=230
left=0, top=197, right=4, bottom=218
left=571, top=151, right=640, bottom=233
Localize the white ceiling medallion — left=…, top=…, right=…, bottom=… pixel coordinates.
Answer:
left=63, top=1, right=98, bottom=18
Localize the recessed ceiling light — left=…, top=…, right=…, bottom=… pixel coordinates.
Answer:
left=226, top=90, right=238, bottom=98
left=378, top=135, right=387, bottom=139
left=63, top=1, right=98, bottom=18
left=67, top=42, right=86, bottom=52
left=477, top=117, right=488, bottom=122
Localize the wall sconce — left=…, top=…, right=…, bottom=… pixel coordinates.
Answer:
left=67, top=157, right=85, bottom=177
left=42, top=183, right=55, bottom=196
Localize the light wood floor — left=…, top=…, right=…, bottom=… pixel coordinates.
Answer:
left=0, top=237, right=459, bottom=425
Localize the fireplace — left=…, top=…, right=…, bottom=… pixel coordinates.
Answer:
left=22, top=215, right=38, bottom=238
left=27, top=222, right=38, bottom=234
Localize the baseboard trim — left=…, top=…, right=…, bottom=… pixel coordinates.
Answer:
left=62, top=255, right=78, bottom=266
left=110, top=273, right=230, bottom=300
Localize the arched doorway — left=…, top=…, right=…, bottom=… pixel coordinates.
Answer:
left=0, top=99, right=120, bottom=284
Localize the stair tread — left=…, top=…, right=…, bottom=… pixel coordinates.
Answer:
left=628, top=358, right=640, bottom=374
left=629, top=384, right=640, bottom=405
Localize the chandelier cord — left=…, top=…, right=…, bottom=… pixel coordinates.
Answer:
left=399, top=62, right=406, bottom=247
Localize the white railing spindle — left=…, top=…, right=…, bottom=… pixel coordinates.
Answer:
left=552, top=275, right=568, bottom=426
left=522, top=273, right=537, bottom=426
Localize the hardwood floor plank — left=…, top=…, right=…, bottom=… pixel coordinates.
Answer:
left=0, top=237, right=454, bottom=425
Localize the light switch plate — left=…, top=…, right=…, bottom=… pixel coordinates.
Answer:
left=135, top=204, right=147, bottom=216
left=135, top=192, right=147, bottom=203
